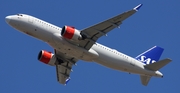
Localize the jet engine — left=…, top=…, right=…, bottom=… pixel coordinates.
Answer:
left=61, top=26, right=83, bottom=41
left=38, top=50, right=56, bottom=66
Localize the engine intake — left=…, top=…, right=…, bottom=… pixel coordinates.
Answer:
left=38, top=50, right=56, bottom=66
left=61, top=26, right=82, bottom=41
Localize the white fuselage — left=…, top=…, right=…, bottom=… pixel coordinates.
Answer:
left=5, top=14, right=163, bottom=77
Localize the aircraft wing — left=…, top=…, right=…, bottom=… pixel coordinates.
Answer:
left=54, top=50, right=78, bottom=85
left=79, top=4, right=142, bottom=50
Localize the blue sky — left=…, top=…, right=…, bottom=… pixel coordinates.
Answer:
left=0, top=0, right=179, bottom=93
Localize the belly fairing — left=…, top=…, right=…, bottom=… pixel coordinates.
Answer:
left=50, top=33, right=99, bottom=61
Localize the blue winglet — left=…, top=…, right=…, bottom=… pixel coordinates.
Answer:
left=65, top=78, right=71, bottom=85
left=133, top=4, right=143, bottom=11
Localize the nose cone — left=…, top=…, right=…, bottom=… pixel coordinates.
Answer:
left=5, top=16, right=11, bottom=24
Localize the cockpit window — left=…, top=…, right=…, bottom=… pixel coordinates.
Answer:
left=17, top=14, right=23, bottom=16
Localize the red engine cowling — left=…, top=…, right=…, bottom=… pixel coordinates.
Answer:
left=38, top=50, right=56, bottom=66
left=61, top=26, right=82, bottom=41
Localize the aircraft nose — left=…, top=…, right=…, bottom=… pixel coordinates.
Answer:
left=5, top=16, right=12, bottom=23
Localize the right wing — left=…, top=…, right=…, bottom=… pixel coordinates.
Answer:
left=54, top=50, right=78, bottom=85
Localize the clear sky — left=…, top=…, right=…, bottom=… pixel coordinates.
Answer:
left=0, top=0, right=179, bottom=93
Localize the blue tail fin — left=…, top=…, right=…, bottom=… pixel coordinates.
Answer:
left=135, top=46, right=164, bottom=64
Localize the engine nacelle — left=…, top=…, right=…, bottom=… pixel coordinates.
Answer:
left=61, top=26, right=82, bottom=41
left=38, top=50, right=56, bottom=66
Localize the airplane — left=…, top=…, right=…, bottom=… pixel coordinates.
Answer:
left=5, top=4, right=172, bottom=86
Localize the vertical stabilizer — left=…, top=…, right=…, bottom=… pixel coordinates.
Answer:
left=135, top=46, right=164, bottom=64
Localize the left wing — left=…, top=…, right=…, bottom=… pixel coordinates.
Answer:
left=79, top=4, right=143, bottom=50
left=54, top=50, right=78, bottom=85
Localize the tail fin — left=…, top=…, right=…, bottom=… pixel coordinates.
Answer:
left=135, top=46, right=164, bottom=64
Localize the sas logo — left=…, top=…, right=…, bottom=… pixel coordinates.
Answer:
left=138, top=56, right=156, bottom=64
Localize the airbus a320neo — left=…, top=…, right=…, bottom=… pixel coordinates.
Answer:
left=5, top=4, right=172, bottom=86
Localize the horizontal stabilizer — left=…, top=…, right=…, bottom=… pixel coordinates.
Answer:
left=140, top=75, right=151, bottom=86
left=144, top=58, right=172, bottom=71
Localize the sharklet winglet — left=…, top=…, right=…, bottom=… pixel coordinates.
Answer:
left=65, top=78, right=71, bottom=85
left=133, top=4, right=143, bottom=11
